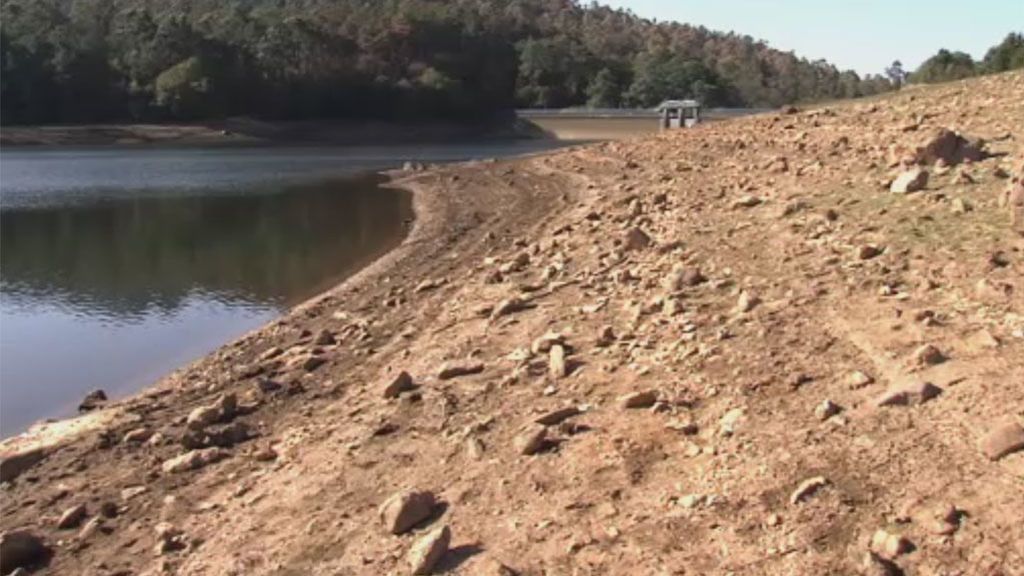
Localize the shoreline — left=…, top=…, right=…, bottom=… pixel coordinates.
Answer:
left=0, top=117, right=548, bottom=149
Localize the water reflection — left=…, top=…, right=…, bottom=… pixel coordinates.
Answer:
left=0, top=172, right=411, bottom=435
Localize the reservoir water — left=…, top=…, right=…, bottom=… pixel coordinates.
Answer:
left=0, top=140, right=580, bottom=436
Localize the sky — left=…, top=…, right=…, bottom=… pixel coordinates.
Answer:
left=603, top=0, right=1023, bottom=76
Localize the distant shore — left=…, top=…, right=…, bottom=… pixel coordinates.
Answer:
left=0, top=116, right=548, bottom=148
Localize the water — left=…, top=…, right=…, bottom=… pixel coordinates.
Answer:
left=0, top=140, right=570, bottom=436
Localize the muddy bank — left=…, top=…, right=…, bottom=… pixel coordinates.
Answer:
left=0, top=117, right=546, bottom=148
left=1, top=72, right=1023, bottom=576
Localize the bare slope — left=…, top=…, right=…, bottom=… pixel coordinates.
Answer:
left=2, top=71, right=1023, bottom=576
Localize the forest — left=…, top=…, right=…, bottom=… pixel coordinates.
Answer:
left=909, top=33, right=1024, bottom=85
left=0, top=0, right=997, bottom=125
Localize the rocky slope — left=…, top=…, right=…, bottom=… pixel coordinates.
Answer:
left=2, top=71, right=1023, bottom=576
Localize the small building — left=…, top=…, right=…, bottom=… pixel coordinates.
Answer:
left=657, top=99, right=701, bottom=129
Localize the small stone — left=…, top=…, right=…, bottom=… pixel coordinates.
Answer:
left=121, top=486, right=148, bottom=501
left=161, top=447, right=228, bottom=474
left=530, top=332, right=564, bottom=354
left=815, top=399, right=842, bottom=421
left=911, top=344, right=946, bottom=366
left=618, top=391, right=658, bottom=409
left=515, top=425, right=549, bottom=455
left=979, top=422, right=1024, bottom=460
left=549, top=345, right=567, bottom=379
left=57, top=504, right=87, bottom=530
left=719, top=408, right=745, bottom=436
left=765, top=513, right=782, bottom=527
left=123, top=427, right=153, bottom=444
left=734, top=290, right=760, bottom=313
left=535, top=406, right=580, bottom=426
left=77, top=517, right=104, bottom=541
left=383, top=371, right=415, bottom=399
left=848, top=371, right=875, bottom=389
left=153, top=522, right=186, bottom=555
left=408, top=525, right=451, bottom=575
left=491, top=297, right=530, bottom=319
left=0, top=530, right=49, bottom=573
left=78, top=389, right=108, bottom=412
left=595, top=325, right=616, bottom=347
left=624, top=227, right=652, bottom=251
left=790, top=476, right=829, bottom=505
left=379, top=491, right=436, bottom=535
left=858, top=245, right=883, bottom=260
left=301, top=354, right=326, bottom=372
left=313, top=329, right=335, bottom=345
left=731, top=195, right=763, bottom=209
left=890, top=167, right=929, bottom=193
left=875, top=382, right=942, bottom=407
left=437, top=361, right=484, bottom=380
left=870, top=529, right=912, bottom=559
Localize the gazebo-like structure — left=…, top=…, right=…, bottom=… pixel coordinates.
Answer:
left=657, top=99, right=701, bottom=130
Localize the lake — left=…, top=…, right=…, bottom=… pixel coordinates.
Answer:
left=0, top=140, right=580, bottom=437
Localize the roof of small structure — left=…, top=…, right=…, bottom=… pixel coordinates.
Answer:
left=656, top=99, right=701, bottom=110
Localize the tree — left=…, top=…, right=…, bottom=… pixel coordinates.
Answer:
left=983, top=32, right=1024, bottom=73
left=886, top=60, right=908, bottom=90
left=586, top=67, right=622, bottom=108
left=911, top=49, right=977, bottom=84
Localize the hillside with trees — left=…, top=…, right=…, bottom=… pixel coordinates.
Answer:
left=0, top=0, right=900, bottom=125
left=911, top=33, right=1024, bottom=85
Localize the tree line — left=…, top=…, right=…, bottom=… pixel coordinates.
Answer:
left=0, top=0, right=905, bottom=125
left=907, top=33, right=1024, bottom=85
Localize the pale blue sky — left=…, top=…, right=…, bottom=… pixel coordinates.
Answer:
left=604, top=0, right=1023, bottom=76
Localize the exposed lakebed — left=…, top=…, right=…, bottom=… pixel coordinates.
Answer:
left=0, top=140, right=574, bottom=436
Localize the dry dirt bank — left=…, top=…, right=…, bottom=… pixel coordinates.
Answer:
left=2, top=71, right=1023, bottom=576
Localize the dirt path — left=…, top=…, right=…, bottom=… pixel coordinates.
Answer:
left=2, top=72, right=1023, bottom=576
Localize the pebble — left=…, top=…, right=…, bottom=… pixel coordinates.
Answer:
left=549, top=345, right=568, bottom=379
left=790, top=476, right=829, bottom=504
left=56, top=503, right=87, bottom=530
left=383, top=371, right=416, bottom=399
left=870, top=529, right=912, bottom=559
left=408, top=524, right=451, bottom=575
left=979, top=421, right=1024, bottom=460
left=875, top=381, right=942, bottom=407
left=910, top=344, right=946, bottom=366
left=161, top=447, right=229, bottom=474
left=379, top=490, right=436, bottom=535
left=534, top=406, right=580, bottom=426
left=618, top=390, right=658, bottom=409
left=515, top=425, right=549, bottom=455
left=815, top=399, right=842, bottom=421
left=438, top=361, right=485, bottom=380
left=848, top=370, right=875, bottom=389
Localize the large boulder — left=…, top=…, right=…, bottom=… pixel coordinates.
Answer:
left=914, top=128, right=986, bottom=166
left=0, top=530, right=50, bottom=573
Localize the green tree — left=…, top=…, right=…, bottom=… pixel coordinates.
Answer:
left=983, top=32, right=1024, bottom=72
left=586, top=67, right=623, bottom=108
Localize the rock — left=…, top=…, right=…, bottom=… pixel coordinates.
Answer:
left=515, top=425, right=549, bottom=455
left=595, top=325, right=616, bottom=347
left=734, top=290, right=760, bottom=313
left=870, top=529, right=913, bottom=559
left=313, top=329, right=336, bottom=346
left=790, top=476, right=829, bottom=504
left=491, top=297, right=531, bottom=319
left=78, top=389, right=108, bottom=412
left=383, top=371, right=416, bottom=399
left=301, top=354, right=326, bottom=372
left=187, top=394, right=237, bottom=430
left=437, top=361, right=485, bottom=380
left=379, top=491, right=436, bottom=535
left=848, top=371, right=875, bottom=389
left=408, top=525, right=451, bottom=575
left=121, top=485, right=148, bottom=501
left=203, top=421, right=251, bottom=448
left=914, top=128, right=986, bottom=166
left=57, top=504, right=87, bottom=530
left=624, top=227, right=652, bottom=251
left=858, top=245, right=883, bottom=260
left=0, top=447, right=47, bottom=483
left=123, top=427, right=153, bottom=444
left=530, top=332, right=565, bottom=354
left=535, top=406, right=580, bottom=426
left=950, top=197, right=972, bottom=214
left=549, top=345, right=567, bottom=379
left=0, top=530, right=49, bottom=573
left=731, top=195, right=763, bottom=209
left=910, top=344, right=946, bottom=366
left=78, top=517, right=105, bottom=541
left=890, top=168, right=929, bottom=193
left=875, top=381, right=942, bottom=407
left=618, top=391, right=658, bottom=409
left=979, top=422, right=1024, bottom=460
left=161, top=447, right=229, bottom=474
left=815, top=399, right=842, bottom=421
left=153, top=522, right=187, bottom=555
